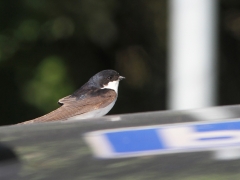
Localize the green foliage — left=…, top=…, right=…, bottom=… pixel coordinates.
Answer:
left=24, top=56, right=74, bottom=112
left=15, top=19, right=40, bottom=42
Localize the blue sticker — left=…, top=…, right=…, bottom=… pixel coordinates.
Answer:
left=105, top=129, right=165, bottom=153
left=195, top=121, right=240, bottom=132
left=85, top=120, right=240, bottom=158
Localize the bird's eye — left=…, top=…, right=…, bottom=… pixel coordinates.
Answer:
left=107, top=76, right=112, bottom=80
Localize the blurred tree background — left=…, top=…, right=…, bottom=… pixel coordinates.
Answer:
left=0, top=0, right=240, bottom=125
left=0, top=0, right=167, bottom=125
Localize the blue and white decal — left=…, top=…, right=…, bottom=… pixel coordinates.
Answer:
left=84, top=120, right=240, bottom=158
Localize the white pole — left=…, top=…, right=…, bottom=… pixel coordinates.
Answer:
left=168, top=0, right=218, bottom=110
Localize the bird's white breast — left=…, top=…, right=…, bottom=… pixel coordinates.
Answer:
left=66, top=99, right=117, bottom=121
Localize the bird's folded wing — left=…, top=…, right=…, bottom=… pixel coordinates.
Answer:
left=18, top=89, right=117, bottom=124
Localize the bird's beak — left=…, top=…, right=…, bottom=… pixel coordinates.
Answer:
left=119, top=76, right=125, bottom=81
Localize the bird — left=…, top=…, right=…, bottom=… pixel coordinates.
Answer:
left=18, top=70, right=125, bottom=124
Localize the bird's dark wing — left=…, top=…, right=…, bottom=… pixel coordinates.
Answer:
left=18, top=89, right=117, bottom=124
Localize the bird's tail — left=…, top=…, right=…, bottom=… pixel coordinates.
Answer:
left=17, top=107, right=66, bottom=125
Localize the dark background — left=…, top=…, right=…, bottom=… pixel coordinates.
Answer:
left=0, top=0, right=239, bottom=125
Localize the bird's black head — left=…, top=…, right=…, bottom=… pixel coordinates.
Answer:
left=90, top=70, right=125, bottom=90
left=71, top=70, right=125, bottom=98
